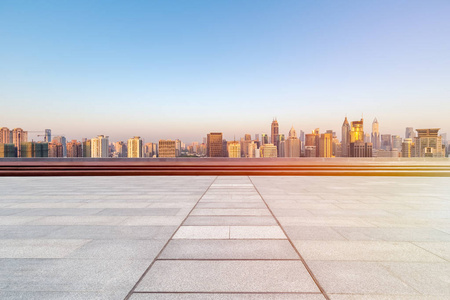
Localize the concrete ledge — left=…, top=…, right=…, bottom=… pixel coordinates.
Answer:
left=0, top=158, right=449, bottom=176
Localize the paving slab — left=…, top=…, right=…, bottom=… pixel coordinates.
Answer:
left=173, top=226, right=230, bottom=239
left=130, top=293, right=325, bottom=299
left=159, top=239, right=299, bottom=259
left=230, top=226, right=286, bottom=239
left=136, top=260, right=320, bottom=293
left=184, top=216, right=277, bottom=226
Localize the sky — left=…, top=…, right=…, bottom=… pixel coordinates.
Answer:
left=1, top=0, right=449, bottom=144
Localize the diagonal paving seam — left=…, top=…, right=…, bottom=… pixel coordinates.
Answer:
left=127, top=176, right=327, bottom=298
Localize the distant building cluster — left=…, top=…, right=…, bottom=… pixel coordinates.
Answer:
left=0, top=118, right=448, bottom=158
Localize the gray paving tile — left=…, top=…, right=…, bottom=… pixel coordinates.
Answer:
left=0, top=225, right=63, bottom=239
left=159, top=239, right=298, bottom=259
left=130, top=293, right=325, bottom=299
left=334, top=227, right=450, bottom=242
left=191, top=209, right=270, bottom=216
left=136, top=260, right=320, bottom=292
left=46, top=225, right=177, bottom=240
left=0, top=216, right=42, bottom=225
left=196, top=202, right=267, bottom=209
left=230, top=226, right=286, bottom=239
left=0, top=239, right=90, bottom=258
left=120, top=216, right=186, bottom=226
left=184, top=216, right=278, bottom=226
left=68, top=239, right=166, bottom=259
left=381, top=262, right=450, bottom=295
left=95, top=208, right=180, bottom=216
left=283, top=226, right=346, bottom=241
left=0, top=291, right=125, bottom=300
left=307, top=261, right=418, bottom=295
left=0, top=258, right=151, bottom=294
left=173, top=226, right=229, bottom=239
left=27, top=216, right=128, bottom=226
left=293, top=240, right=445, bottom=262
left=13, top=208, right=105, bottom=216
left=413, top=242, right=450, bottom=261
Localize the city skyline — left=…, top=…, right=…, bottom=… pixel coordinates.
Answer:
left=1, top=1, right=449, bottom=142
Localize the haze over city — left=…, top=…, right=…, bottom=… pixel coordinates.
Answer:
left=1, top=0, right=449, bottom=143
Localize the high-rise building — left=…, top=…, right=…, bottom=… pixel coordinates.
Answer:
left=380, top=134, right=392, bottom=150
left=260, top=143, right=277, bottom=158
left=113, top=141, right=127, bottom=157
left=305, top=131, right=319, bottom=157
left=49, top=141, right=64, bottom=157
left=285, top=126, right=300, bottom=157
left=405, top=127, right=415, bottom=139
left=319, top=133, right=333, bottom=157
left=277, top=134, right=285, bottom=157
left=255, top=134, right=259, bottom=141
left=371, top=118, right=380, bottom=149
left=91, top=135, right=109, bottom=158
left=0, top=143, right=16, bottom=157
left=159, top=139, right=176, bottom=157
left=12, top=128, right=28, bottom=157
left=261, top=134, right=269, bottom=145
left=0, top=127, right=11, bottom=144
left=127, top=136, right=143, bottom=158
left=175, top=139, right=182, bottom=157
left=341, top=117, right=350, bottom=157
left=227, top=141, right=241, bottom=158
left=402, top=138, right=415, bottom=158
left=350, top=142, right=373, bottom=157
left=82, top=139, right=91, bottom=157
left=350, top=118, right=364, bottom=143
left=415, top=128, right=444, bottom=157
left=53, top=136, right=67, bottom=157
left=271, top=119, right=279, bottom=145
left=247, top=141, right=257, bottom=158
left=66, top=140, right=82, bottom=157
left=207, top=133, right=223, bottom=157
left=21, top=142, right=48, bottom=158
left=299, top=130, right=305, bottom=155
left=392, top=135, right=402, bottom=150
left=143, top=143, right=157, bottom=157
left=44, top=129, right=52, bottom=143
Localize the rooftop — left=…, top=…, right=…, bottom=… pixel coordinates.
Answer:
left=0, top=175, right=449, bottom=299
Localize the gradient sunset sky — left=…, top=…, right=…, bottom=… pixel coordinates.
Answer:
left=1, top=0, right=449, bottom=143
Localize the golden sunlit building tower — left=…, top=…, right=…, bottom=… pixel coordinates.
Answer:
left=159, top=140, right=176, bottom=157
left=127, top=136, right=143, bottom=158
left=285, top=126, right=300, bottom=157
left=305, top=131, right=319, bottom=157
left=260, top=143, right=277, bottom=158
left=319, top=133, right=333, bottom=157
left=350, top=118, right=364, bottom=143
left=227, top=141, right=241, bottom=158
left=207, top=132, right=223, bottom=157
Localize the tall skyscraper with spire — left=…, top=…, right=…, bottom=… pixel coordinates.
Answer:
left=341, top=117, right=350, bottom=157
left=271, top=118, right=279, bottom=145
left=371, top=118, right=380, bottom=149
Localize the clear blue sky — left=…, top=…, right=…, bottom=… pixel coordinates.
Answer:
left=1, top=0, right=449, bottom=143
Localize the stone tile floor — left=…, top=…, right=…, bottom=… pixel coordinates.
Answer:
left=0, top=176, right=449, bottom=299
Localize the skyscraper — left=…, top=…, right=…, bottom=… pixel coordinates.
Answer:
left=12, top=128, right=28, bottom=157
left=260, top=144, right=277, bottom=158
left=207, top=133, right=223, bottom=157
left=44, top=129, right=52, bottom=143
left=82, top=139, right=91, bottom=157
left=285, top=126, right=300, bottom=157
left=271, top=119, right=279, bottom=147
left=405, top=127, right=415, bottom=139
left=350, top=118, right=364, bottom=143
left=91, top=135, right=109, bottom=158
left=319, top=133, right=333, bottom=157
left=261, top=134, right=269, bottom=145
left=127, top=136, right=143, bottom=158
left=380, top=134, right=392, bottom=151
left=53, top=136, right=67, bottom=157
left=341, top=117, right=350, bottom=157
left=66, top=140, right=82, bottom=157
left=371, top=118, right=380, bottom=149
left=305, top=131, right=319, bottom=157
left=0, top=127, right=10, bottom=144
left=392, top=135, right=402, bottom=150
